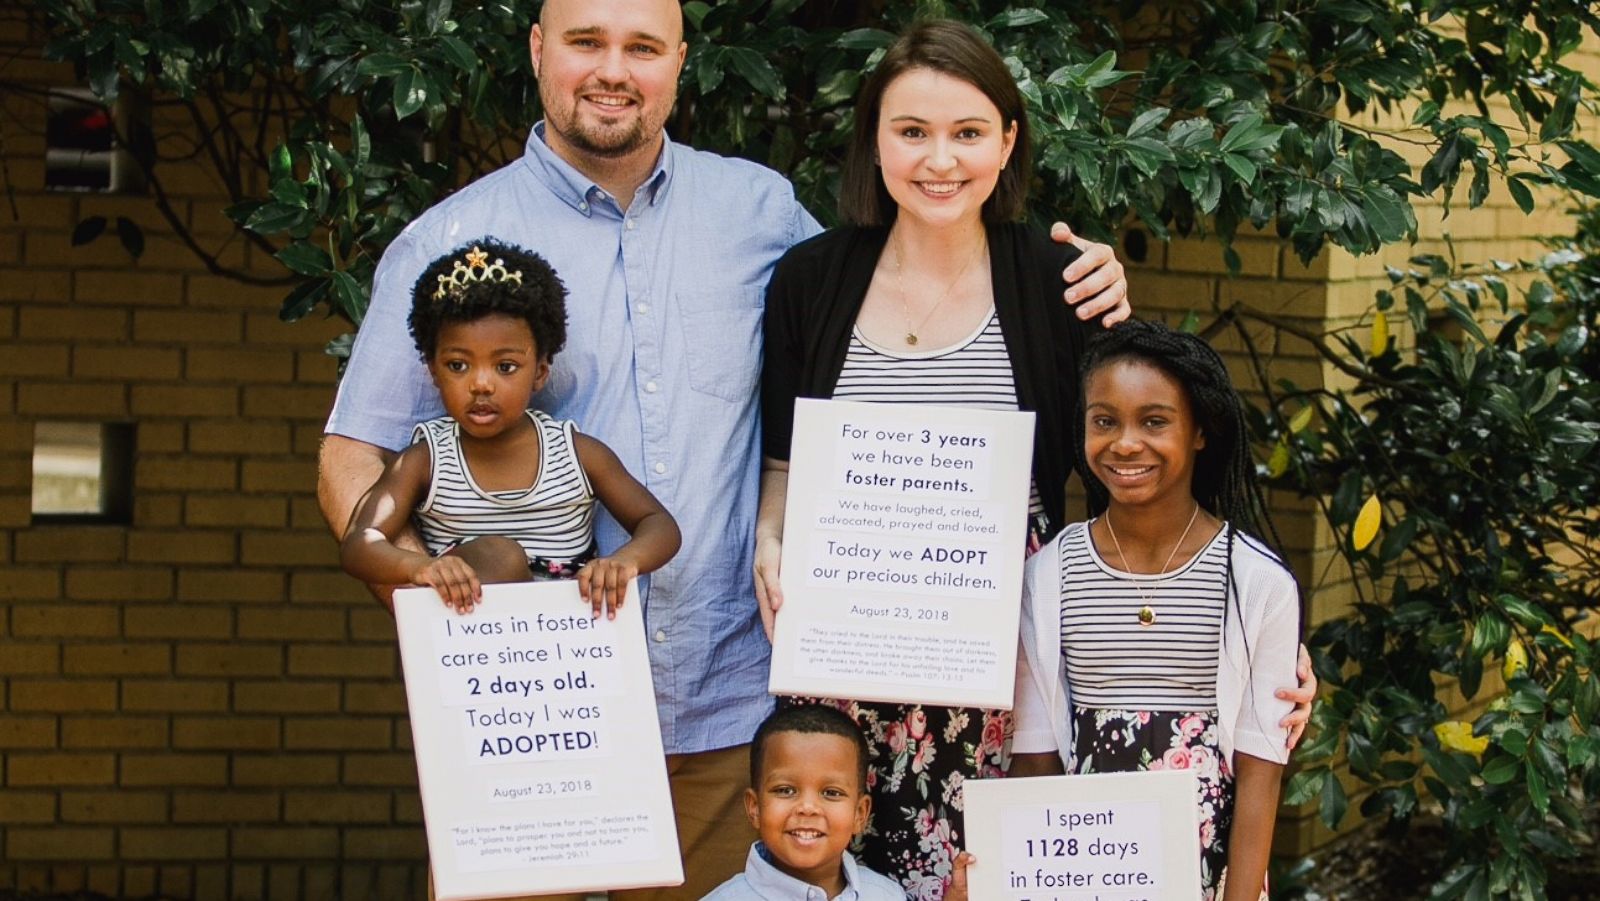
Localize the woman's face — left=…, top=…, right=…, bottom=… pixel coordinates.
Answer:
left=875, top=67, right=1016, bottom=231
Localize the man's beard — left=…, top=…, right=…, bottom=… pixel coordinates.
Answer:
left=559, top=116, right=650, bottom=159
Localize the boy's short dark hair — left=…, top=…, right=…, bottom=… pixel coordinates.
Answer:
left=750, top=704, right=870, bottom=790
left=408, top=239, right=568, bottom=362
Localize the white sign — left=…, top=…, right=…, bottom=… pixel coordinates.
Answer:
left=394, top=581, right=683, bottom=900
left=963, top=771, right=1201, bottom=901
left=768, top=399, right=1035, bottom=708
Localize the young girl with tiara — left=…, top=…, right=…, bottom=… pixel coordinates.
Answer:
left=340, top=239, right=680, bottom=617
left=1009, top=320, right=1301, bottom=901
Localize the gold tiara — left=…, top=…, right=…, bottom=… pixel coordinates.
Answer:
left=432, top=245, right=523, bottom=302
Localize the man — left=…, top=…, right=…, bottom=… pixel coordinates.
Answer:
left=318, top=1, right=1290, bottom=896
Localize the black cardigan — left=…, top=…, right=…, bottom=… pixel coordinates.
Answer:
left=761, top=222, right=1094, bottom=541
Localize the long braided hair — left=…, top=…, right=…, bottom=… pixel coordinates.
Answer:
left=1075, top=320, right=1303, bottom=724
left=1075, top=319, right=1284, bottom=557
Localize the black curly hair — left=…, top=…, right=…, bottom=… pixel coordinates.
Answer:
left=1076, top=318, right=1283, bottom=555
left=408, top=239, right=568, bottom=362
left=750, top=704, right=869, bottom=791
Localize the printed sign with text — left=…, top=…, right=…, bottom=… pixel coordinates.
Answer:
left=395, top=581, right=683, bottom=900
left=768, top=398, right=1035, bottom=708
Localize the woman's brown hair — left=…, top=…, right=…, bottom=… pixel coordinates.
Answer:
left=837, top=19, right=1033, bottom=226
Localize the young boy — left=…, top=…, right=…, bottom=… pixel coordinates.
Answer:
left=703, top=705, right=973, bottom=901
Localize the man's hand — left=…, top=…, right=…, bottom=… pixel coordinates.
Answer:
left=1276, top=643, right=1319, bottom=750
left=1051, top=222, right=1130, bottom=326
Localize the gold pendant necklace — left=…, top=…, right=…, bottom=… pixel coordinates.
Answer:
left=892, top=232, right=985, bottom=347
left=1103, top=504, right=1202, bottom=627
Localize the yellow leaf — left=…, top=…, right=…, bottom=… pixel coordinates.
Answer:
left=1267, top=437, right=1290, bottom=478
left=1371, top=310, right=1390, bottom=356
left=1433, top=720, right=1488, bottom=757
left=1352, top=493, right=1382, bottom=551
left=1540, top=624, right=1573, bottom=648
left=1288, top=405, right=1314, bottom=434
left=1502, top=639, right=1528, bottom=680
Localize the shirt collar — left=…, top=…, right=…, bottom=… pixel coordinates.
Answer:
left=746, top=842, right=864, bottom=901
left=522, top=120, right=674, bottom=217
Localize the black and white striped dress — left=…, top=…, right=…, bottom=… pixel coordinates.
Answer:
left=412, top=410, right=596, bottom=575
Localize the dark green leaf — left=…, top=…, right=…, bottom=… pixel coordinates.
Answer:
left=71, top=216, right=107, bottom=246
left=114, top=216, right=144, bottom=259
left=393, top=67, right=427, bottom=119
left=275, top=242, right=333, bottom=277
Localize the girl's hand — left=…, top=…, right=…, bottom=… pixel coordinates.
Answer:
left=412, top=556, right=482, bottom=613
left=1276, top=643, right=1318, bottom=749
left=578, top=555, right=637, bottom=620
left=752, top=534, right=784, bottom=641
left=945, top=852, right=976, bottom=901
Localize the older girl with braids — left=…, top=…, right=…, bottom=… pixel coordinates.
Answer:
left=1010, top=320, right=1301, bottom=901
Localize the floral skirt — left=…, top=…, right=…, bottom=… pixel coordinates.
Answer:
left=1069, top=706, right=1262, bottom=901
left=778, top=698, right=1009, bottom=899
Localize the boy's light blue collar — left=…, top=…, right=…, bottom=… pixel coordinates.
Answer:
left=748, top=841, right=865, bottom=900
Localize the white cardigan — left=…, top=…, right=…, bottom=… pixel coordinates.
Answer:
left=1013, top=523, right=1301, bottom=768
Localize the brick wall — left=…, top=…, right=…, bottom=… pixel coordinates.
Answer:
left=0, top=6, right=428, bottom=898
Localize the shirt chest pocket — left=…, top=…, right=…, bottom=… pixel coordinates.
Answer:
left=676, top=287, right=763, bottom=402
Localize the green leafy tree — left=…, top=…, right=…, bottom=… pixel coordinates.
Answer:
left=31, top=2, right=1600, bottom=897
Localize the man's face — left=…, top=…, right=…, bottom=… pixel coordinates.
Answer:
left=530, top=0, right=687, bottom=163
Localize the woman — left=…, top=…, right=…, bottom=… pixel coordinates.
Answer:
left=754, top=20, right=1311, bottom=896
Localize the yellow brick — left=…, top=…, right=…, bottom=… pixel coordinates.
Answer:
left=122, top=679, right=229, bottom=712
left=245, top=311, right=349, bottom=347
left=61, top=715, right=168, bottom=749
left=0, top=194, right=73, bottom=229
left=173, top=715, right=280, bottom=749
left=138, top=421, right=187, bottom=453
left=235, top=680, right=342, bottom=714
left=133, top=309, right=243, bottom=344
left=0, top=342, right=68, bottom=376
left=121, top=753, right=228, bottom=787
left=394, top=793, right=423, bottom=825
left=15, top=526, right=126, bottom=563
left=17, top=305, right=128, bottom=341
left=119, top=827, right=230, bottom=861
left=292, top=571, right=373, bottom=606
left=349, top=607, right=400, bottom=641
left=133, top=493, right=185, bottom=528
left=293, top=423, right=325, bottom=455
left=7, top=752, right=117, bottom=786
left=242, top=385, right=334, bottom=421
left=12, top=605, right=119, bottom=639
left=124, top=605, right=233, bottom=639
left=284, top=790, right=390, bottom=824
left=241, top=458, right=317, bottom=494
left=135, top=457, right=238, bottom=491
left=186, top=347, right=296, bottom=383
left=193, top=864, right=228, bottom=899
left=171, top=790, right=280, bottom=824
left=74, top=271, right=184, bottom=306
left=342, top=827, right=426, bottom=860
left=0, top=790, right=56, bottom=823
left=296, top=350, right=339, bottom=384
left=186, top=494, right=287, bottom=528
left=343, top=682, right=408, bottom=715
left=188, top=421, right=292, bottom=455
left=232, top=827, right=340, bottom=860
left=17, top=381, right=128, bottom=417
left=0, top=642, right=59, bottom=675
left=157, top=865, right=194, bottom=900
left=64, top=566, right=175, bottom=601
left=10, top=677, right=118, bottom=712
left=131, top=384, right=239, bottom=417
left=179, top=568, right=285, bottom=602
left=287, top=644, right=396, bottom=679
left=60, top=790, right=166, bottom=823
left=123, top=866, right=158, bottom=898
left=0, top=715, right=57, bottom=748
left=175, top=643, right=283, bottom=677
left=5, top=827, right=115, bottom=861
left=73, top=346, right=183, bottom=380
left=284, top=716, right=393, bottom=750
left=0, top=304, right=13, bottom=340
left=339, top=755, right=419, bottom=790
left=0, top=567, right=60, bottom=600
left=237, top=608, right=345, bottom=641
left=64, top=643, right=172, bottom=676
left=233, top=753, right=341, bottom=787
left=290, top=496, right=328, bottom=530
left=126, top=529, right=237, bottom=564
left=241, top=530, right=336, bottom=567
left=185, top=275, right=292, bottom=309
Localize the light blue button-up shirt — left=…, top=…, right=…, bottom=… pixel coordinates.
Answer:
left=326, top=123, right=821, bottom=754
left=701, top=843, right=906, bottom=901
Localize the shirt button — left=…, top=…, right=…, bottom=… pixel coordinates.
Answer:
left=653, top=462, right=667, bottom=475
left=636, top=302, right=650, bottom=315
left=645, top=380, right=658, bottom=394
left=653, top=629, right=667, bottom=643
left=625, top=219, right=636, bottom=230
left=577, top=201, right=588, bottom=212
